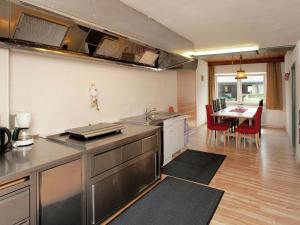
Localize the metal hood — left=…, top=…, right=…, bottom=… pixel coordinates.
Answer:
left=0, top=0, right=196, bottom=70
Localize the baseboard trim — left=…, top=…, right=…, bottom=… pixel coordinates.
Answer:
left=296, top=148, right=300, bottom=162
left=261, top=125, right=285, bottom=129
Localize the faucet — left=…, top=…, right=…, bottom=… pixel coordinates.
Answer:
left=144, top=107, right=157, bottom=119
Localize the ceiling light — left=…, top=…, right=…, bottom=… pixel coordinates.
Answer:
left=235, top=55, right=247, bottom=80
left=181, top=45, right=259, bottom=57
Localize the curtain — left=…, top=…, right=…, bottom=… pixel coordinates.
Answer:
left=266, top=62, right=283, bottom=110
left=208, top=65, right=215, bottom=104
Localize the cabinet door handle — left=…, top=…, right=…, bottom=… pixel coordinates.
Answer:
left=0, top=177, right=29, bottom=191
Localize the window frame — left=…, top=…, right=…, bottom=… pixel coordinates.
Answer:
left=215, top=72, right=266, bottom=106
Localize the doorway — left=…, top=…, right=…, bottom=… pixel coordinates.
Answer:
left=291, top=63, right=296, bottom=148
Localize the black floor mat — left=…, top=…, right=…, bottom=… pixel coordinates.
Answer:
left=162, top=149, right=226, bottom=184
left=109, top=177, right=224, bottom=225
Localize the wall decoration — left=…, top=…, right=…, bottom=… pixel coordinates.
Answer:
left=285, top=72, right=290, bottom=81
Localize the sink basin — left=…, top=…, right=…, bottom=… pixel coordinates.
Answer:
left=148, top=114, right=170, bottom=120
left=122, top=112, right=181, bottom=126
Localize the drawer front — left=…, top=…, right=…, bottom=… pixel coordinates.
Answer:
left=0, top=187, right=29, bottom=225
left=142, top=134, right=158, bottom=153
left=92, top=147, right=122, bottom=177
left=122, top=140, right=142, bottom=162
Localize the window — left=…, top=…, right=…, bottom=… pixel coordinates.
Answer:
left=216, top=76, right=237, bottom=101
left=241, top=75, right=265, bottom=103
left=216, top=73, right=265, bottom=104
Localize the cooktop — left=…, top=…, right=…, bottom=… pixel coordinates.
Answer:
left=65, top=122, right=125, bottom=139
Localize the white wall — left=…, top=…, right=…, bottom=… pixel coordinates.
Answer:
left=285, top=41, right=300, bottom=160
left=215, top=63, right=267, bottom=74
left=215, top=63, right=286, bottom=128
left=284, top=50, right=295, bottom=143
left=295, top=42, right=300, bottom=160
left=9, top=50, right=177, bottom=136
left=196, top=59, right=208, bottom=126
left=0, top=48, right=9, bottom=127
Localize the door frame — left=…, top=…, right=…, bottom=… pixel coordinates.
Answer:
left=291, top=63, right=296, bottom=148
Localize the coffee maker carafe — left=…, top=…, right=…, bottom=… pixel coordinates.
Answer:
left=12, top=113, right=34, bottom=147
left=0, top=127, right=12, bottom=153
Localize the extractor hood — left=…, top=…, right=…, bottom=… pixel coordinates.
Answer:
left=0, top=0, right=197, bottom=70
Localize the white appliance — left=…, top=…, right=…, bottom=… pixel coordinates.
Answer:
left=163, top=116, right=185, bottom=166
left=12, top=112, right=34, bottom=147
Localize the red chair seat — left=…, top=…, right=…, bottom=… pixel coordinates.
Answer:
left=209, top=123, right=229, bottom=131
left=236, top=107, right=262, bottom=135
left=206, top=105, right=230, bottom=131
left=236, top=125, right=256, bottom=134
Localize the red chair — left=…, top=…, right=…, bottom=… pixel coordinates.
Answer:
left=206, top=105, right=230, bottom=146
left=235, top=106, right=263, bottom=149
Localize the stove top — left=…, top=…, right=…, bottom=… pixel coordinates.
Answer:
left=65, top=122, right=125, bottom=139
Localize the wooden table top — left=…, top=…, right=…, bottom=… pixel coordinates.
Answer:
left=211, top=106, right=258, bottom=119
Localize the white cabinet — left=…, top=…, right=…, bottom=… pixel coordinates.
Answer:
left=163, top=116, right=185, bottom=166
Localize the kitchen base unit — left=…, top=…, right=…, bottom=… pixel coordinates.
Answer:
left=0, top=178, right=31, bottom=225
left=86, top=134, right=161, bottom=225
left=39, top=159, right=83, bottom=225
left=47, top=123, right=162, bottom=225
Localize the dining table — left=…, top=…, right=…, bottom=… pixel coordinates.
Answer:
left=211, top=106, right=258, bottom=126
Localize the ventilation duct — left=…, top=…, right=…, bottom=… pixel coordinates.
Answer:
left=0, top=0, right=197, bottom=70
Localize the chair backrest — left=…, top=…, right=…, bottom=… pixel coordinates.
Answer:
left=259, top=99, right=264, bottom=107
left=212, top=99, right=220, bottom=112
left=220, top=98, right=226, bottom=109
left=254, top=106, right=263, bottom=131
left=206, top=105, right=214, bottom=128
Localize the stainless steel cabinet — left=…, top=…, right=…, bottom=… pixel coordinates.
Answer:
left=0, top=187, right=30, bottom=225
left=88, top=133, right=160, bottom=225
left=39, top=159, right=82, bottom=225
left=90, top=152, right=157, bottom=224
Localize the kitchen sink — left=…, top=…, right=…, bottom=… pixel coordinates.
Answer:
left=122, top=112, right=181, bottom=126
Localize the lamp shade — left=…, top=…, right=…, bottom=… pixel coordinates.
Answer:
left=235, top=55, right=247, bottom=79
left=235, top=69, right=247, bottom=79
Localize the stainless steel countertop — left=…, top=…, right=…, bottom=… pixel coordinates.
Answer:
left=0, top=138, right=82, bottom=184
left=0, top=124, right=160, bottom=185
left=47, top=123, right=160, bottom=154
left=122, top=112, right=182, bottom=126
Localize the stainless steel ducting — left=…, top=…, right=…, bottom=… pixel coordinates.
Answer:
left=0, top=0, right=196, bottom=70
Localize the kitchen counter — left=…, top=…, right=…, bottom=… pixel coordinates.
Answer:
left=0, top=137, right=82, bottom=184
left=47, top=123, right=160, bottom=154
left=0, top=124, right=160, bottom=185
left=122, top=112, right=182, bottom=126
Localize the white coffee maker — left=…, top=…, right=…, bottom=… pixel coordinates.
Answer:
left=12, top=112, right=34, bottom=147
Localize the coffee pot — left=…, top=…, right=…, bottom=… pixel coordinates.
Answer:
left=0, top=127, right=12, bottom=153
left=12, top=113, right=34, bottom=147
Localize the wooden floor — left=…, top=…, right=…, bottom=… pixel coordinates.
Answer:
left=104, top=126, right=300, bottom=225
left=188, top=126, right=300, bottom=225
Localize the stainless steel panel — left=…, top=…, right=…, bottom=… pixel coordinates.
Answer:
left=92, top=147, right=122, bottom=177
left=142, top=134, right=158, bottom=153
left=15, top=218, right=30, bottom=225
left=0, top=187, right=29, bottom=225
left=91, top=153, right=156, bottom=224
left=14, top=13, right=68, bottom=47
left=0, top=0, right=193, bottom=70
left=39, top=159, right=82, bottom=225
left=121, top=140, right=142, bottom=162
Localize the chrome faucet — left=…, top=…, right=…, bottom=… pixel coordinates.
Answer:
left=144, top=107, right=157, bottom=119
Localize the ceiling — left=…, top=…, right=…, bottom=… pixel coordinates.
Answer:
left=121, top=0, right=300, bottom=51
left=200, top=47, right=293, bottom=63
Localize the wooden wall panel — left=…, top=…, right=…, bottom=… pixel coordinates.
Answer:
left=177, top=70, right=197, bottom=127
